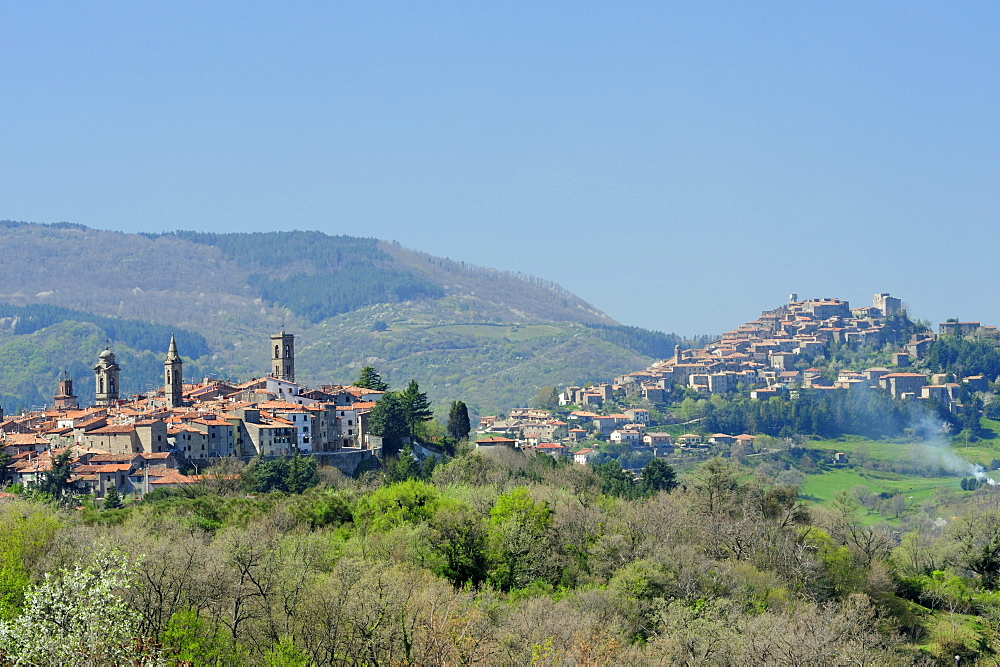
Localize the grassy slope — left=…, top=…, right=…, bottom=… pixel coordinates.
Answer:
left=298, top=304, right=652, bottom=416
left=796, top=425, right=1000, bottom=514
left=799, top=467, right=952, bottom=506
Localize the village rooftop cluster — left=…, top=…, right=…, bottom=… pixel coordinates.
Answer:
left=474, top=293, right=997, bottom=465
left=0, top=331, right=386, bottom=497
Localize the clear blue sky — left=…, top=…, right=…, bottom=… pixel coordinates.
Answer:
left=3, top=2, right=998, bottom=335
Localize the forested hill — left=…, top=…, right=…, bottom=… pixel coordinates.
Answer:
left=0, top=221, right=697, bottom=414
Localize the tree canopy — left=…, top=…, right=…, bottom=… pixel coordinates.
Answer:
left=354, top=366, right=389, bottom=391
left=447, top=400, right=471, bottom=440
left=400, top=379, right=433, bottom=437
left=367, top=392, right=408, bottom=457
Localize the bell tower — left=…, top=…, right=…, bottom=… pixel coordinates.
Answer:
left=53, top=371, right=79, bottom=410
left=164, top=334, right=184, bottom=408
left=270, top=331, right=295, bottom=382
left=94, top=347, right=121, bottom=406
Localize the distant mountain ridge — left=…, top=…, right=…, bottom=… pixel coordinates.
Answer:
left=0, top=221, right=696, bottom=414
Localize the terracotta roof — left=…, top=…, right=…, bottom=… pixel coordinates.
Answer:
left=87, top=424, right=137, bottom=435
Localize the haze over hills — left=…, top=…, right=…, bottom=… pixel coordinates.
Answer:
left=0, top=221, right=700, bottom=415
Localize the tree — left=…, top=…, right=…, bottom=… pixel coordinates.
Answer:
left=946, top=510, right=1000, bottom=589
left=103, top=484, right=124, bottom=510
left=285, top=453, right=318, bottom=493
left=241, top=455, right=318, bottom=494
left=36, top=450, right=74, bottom=501
left=639, top=458, right=677, bottom=495
left=400, top=379, right=433, bottom=437
left=446, top=401, right=471, bottom=441
left=0, top=550, right=160, bottom=665
left=592, top=460, right=638, bottom=499
left=0, top=449, right=12, bottom=484
left=368, top=392, right=409, bottom=457
left=430, top=503, right=489, bottom=589
left=384, top=445, right=421, bottom=483
left=487, top=487, right=557, bottom=591
left=532, top=386, right=560, bottom=411
left=354, top=366, right=388, bottom=391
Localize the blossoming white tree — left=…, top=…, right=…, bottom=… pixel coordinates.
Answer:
left=0, top=550, right=160, bottom=666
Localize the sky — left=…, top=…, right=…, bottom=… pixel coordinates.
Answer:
left=3, top=2, right=999, bottom=336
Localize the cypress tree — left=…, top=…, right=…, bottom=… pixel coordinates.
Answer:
left=447, top=400, right=471, bottom=440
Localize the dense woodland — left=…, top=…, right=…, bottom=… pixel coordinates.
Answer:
left=696, top=387, right=975, bottom=441
left=0, top=304, right=210, bottom=358
left=2, top=445, right=1000, bottom=665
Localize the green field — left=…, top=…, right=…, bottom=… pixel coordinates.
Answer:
left=807, top=426, right=1000, bottom=470
left=799, top=467, right=956, bottom=506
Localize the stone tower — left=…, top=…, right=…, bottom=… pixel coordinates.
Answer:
left=94, top=347, right=121, bottom=406
left=270, top=331, right=295, bottom=382
left=164, top=334, right=184, bottom=408
left=53, top=371, right=79, bottom=410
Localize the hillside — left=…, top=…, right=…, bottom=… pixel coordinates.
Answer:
left=0, top=221, right=693, bottom=414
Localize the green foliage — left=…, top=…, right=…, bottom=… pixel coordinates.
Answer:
left=592, top=460, right=640, bottom=499
left=161, top=608, right=239, bottom=665
left=162, top=229, right=444, bottom=322
left=639, top=457, right=678, bottom=495
left=250, top=270, right=443, bottom=323
left=289, top=489, right=353, bottom=529
left=262, top=635, right=310, bottom=666
left=487, top=487, right=557, bottom=591
left=368, top=392, right=409, bottom=457
left=582, top=323, right=713, bottom=359
left=531, top=385, right=560, bottom=410
left=355, top=366, right=389, bottom=391
left=925, top=335, right=1000, bottom=380
left=383, top=445, right=423, bottom=483
left=0, top=503, right=59, bottom=620
left=446, top=400, right=471, bottom=441
left=400, top=379, right=433, bottom=437
left=0, top=449, right=12, bottom=482
left=945, top=511, right=1000, bottom=589
left=353, top=479, right=444, bottom=532
left=0, top=303, right=210, bottom=359
left=701, top=387, right=936, bottom=439
left=102, top=484, right=125, bottom=510
left=35, top=449, right=74, bottom=501
left=0, top=550, right=159, bottom=665
left=241, top=454, right=319, bottom=494
left=429, top=503, right=489, bottom=589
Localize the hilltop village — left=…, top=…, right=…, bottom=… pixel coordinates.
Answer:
left=0, top=331, right=387, bottom=496
left=2, top=291, right=998, bottom=492
left=476, top=293, right=999, bottom=466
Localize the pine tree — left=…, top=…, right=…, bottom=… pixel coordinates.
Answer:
left=368, top=392, right=409, bottom=457
left=102, top=484, right=124, bottom=510
left=400, top=380, right=433, bottom=438
left=447, top=400, right=471, bottom=440
left=354, top=366, right=389, bottom=391
left=640, top=458, right=678, bottom=495
left=37, top=450, right=74, bottom=501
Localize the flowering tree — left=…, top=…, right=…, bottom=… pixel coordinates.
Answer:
left=0, top=550, right=159, bottom=666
